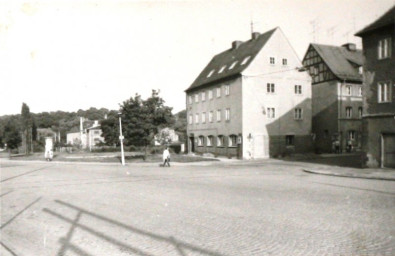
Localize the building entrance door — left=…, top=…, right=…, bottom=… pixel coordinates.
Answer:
left=382, top=134, right=395, bottom=168
left=189, top=137, right=195, bottom=153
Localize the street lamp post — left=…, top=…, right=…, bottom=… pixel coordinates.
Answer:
left=118, top=113, right=125, bottom=166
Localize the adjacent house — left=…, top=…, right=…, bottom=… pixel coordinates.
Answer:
left=67, top=118, right=105, bottom=150
left=185, top=27, right=312, bottom=159
left=355, top=5, right=395, bottom=168
left=302, top=43, right=363, bottom=153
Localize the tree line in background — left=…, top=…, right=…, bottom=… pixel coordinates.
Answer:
left=0, top=90, right=186, bottom=153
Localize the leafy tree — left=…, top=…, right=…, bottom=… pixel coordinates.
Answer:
left=21, top=103, right=32, bottom=154
left=3, top=118, right=21, bottom=151
left=119, top=90, right=174, bottom=154
left=100, top=111, right=119, bottom=146
left=173, top=109, right=187, bottom=143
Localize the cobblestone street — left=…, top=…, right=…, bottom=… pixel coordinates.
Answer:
left=1, top=160, right=394, bottom=256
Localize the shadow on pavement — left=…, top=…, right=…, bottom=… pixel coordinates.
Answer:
left=281, top=153, right=363, bottom=168
left=43, top=200, right=226, bottom=256
left=1, top=166, right=50, bottom=183
left=312, top=182, right=395, bottom=196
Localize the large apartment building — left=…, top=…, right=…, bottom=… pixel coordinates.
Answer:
left=185, top=27, right=312, bottom=159
left=302, top=43, right=363, bottom=153
left=355, top=5, right=395, bottom=168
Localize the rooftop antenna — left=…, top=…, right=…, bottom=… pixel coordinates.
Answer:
left=327, top=25, right=338, bottom=44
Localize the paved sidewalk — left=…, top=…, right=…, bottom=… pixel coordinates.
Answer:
left=303, top=165, right=395, bottom=181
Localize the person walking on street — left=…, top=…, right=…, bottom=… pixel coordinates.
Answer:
left=162, top=147, right=171, bottom=167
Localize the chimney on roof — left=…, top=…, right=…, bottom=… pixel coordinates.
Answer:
left=232, top=41, right=243, bottom=50
left=342, top=43, right=356, bottom=51
left=252, top=32, right=260, bottom=40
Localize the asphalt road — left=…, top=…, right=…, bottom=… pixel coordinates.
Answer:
left=1, top=160, right=394, bottom=256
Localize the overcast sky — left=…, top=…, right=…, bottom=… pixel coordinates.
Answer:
left=1, top=0, right=394, bottom=116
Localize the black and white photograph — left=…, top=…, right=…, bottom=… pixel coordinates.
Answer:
left=1, top=0, right=394, bottom=255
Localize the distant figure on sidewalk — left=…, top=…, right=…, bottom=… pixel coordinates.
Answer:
left=162, top=147, right=171, bottom=167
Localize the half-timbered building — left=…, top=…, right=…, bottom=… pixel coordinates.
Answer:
left=302, top=43, right=363, bottom=153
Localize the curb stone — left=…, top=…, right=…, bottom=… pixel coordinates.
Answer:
left=303, top=169, right=395, bottom=181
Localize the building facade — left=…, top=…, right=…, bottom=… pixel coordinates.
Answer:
left=302, top=43, right=363, bottom=153
left=185, top=28, right=312, bottom=159
left=355, top=5, right=395, bottom=168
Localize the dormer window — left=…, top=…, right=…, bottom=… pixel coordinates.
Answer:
left=207, top=69, right=215, bottom=78
left=229, top=61, right=238, bottom=69
left=241, top=56, right=251, bottom=65
left=218, top=65, right=227, bottom=73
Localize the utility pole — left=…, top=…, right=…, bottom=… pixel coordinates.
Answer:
left=118, top=113, right=125, bottom=166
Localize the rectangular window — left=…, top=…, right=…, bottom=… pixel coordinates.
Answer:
left=198, top=136, right=204, bottom=146
left=267, top=108, right=275, bottom=118
left=378, top=38, right=392, bottom=59
left=188, top=96, right=192, bottom=104
left=346, top=85, right=352, bottom=95
left=195, top=94, right=199, bottom=103
left=208, top=90, right=213, bottom=100
left=358, top=86, right=362, bottom=96
left=201, top=91, right=206, bottom=101
left=285, top=135, right=294, bottom=146
left=294, top=85, right=302, bottom=94
left=216, top=87, right=221, bottom=98
left=267, top=83, right=275, bottom=93
left=209, top=111, right=213, bottom=122
left=216, top=109, right=221, bottom=122
left=358, top=107, right=362, bottom=118
left=225, top=108, right=230, bottom=121
left=294, top=108, right=302, bottom=119
left=195, top=113, right=199, bottom=124
left=188, top=114, right=193, bottom=124
left=270, top=57, right=275, bottom=64
left=225, top=85, right=230, bottom=95
left=228, top=135, right=237, bottom=147
left=346, top=107, right=352, bottom=118
left=282, top=58, right=287, bottom=65
left=217, top=136, right=224, bottom=147
left=378, top=81, right=391, bottom=103
left=202, top=112, right=206, bottom=123
left=348, top=130, right=356, bottom=140
left=207, top=136, right=213, bottom=147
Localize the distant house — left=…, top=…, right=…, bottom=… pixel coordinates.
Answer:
left=185, top=27, right=312, bottom=159
left=355, top=5, right=395, bottom=168
left=154, top=128, right=180, bottom=146
left=302, top=43, right=363, bottom=153
left=66, top=118, right=105, bottom=150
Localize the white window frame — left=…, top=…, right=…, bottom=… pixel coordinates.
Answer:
left=270, top=57, right=275, bottom=64
left=216, top=87, right=221, bottom=98
left=195, top=94, right=199, bottom=103
left=228, top=135, right=237, bottom=147
left=188, top=114, right=193, bottom=124
left=225, top=108, right=230, bottom=121
left=294, top=108, right=303, bottom=120
left=208, top=90, right=213, bottom=100
left=207, top=136, right=213, bottom=147
left=358, top=86, right=362, bottom=96
left=216, top=109, right=221, bottom=122
left=202, top=112, right=206, bottom=123
left=267, top=108, right=275, bottom=118
left=378, top=81, right=392, bottom=103
left=201, top=91, right=206, bottom=101
left=195, top=113, right=199, bottom=124
left=198, top=136, right=204, bottom=146
left=225, top=85, right=230, bottom=95
left=217, top=136, right=224, bottom=147
left=346, top=85, right=352, bottom=95
left=378, top=38, right=391, bottom=60
left=346, top=107, right=352, bottom=118
left=188, top=96, right=192, bottom=104
left=209, top=111, right=213, bottom=123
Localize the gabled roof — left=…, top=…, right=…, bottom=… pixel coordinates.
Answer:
left=310, top=43, right=363, bottom=82
left=185, top=27, right=278, bottom=92
left=355, top=5, right=395, bottom=36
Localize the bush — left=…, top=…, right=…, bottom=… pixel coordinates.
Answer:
left=169, top=144, right=181, bottom=154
